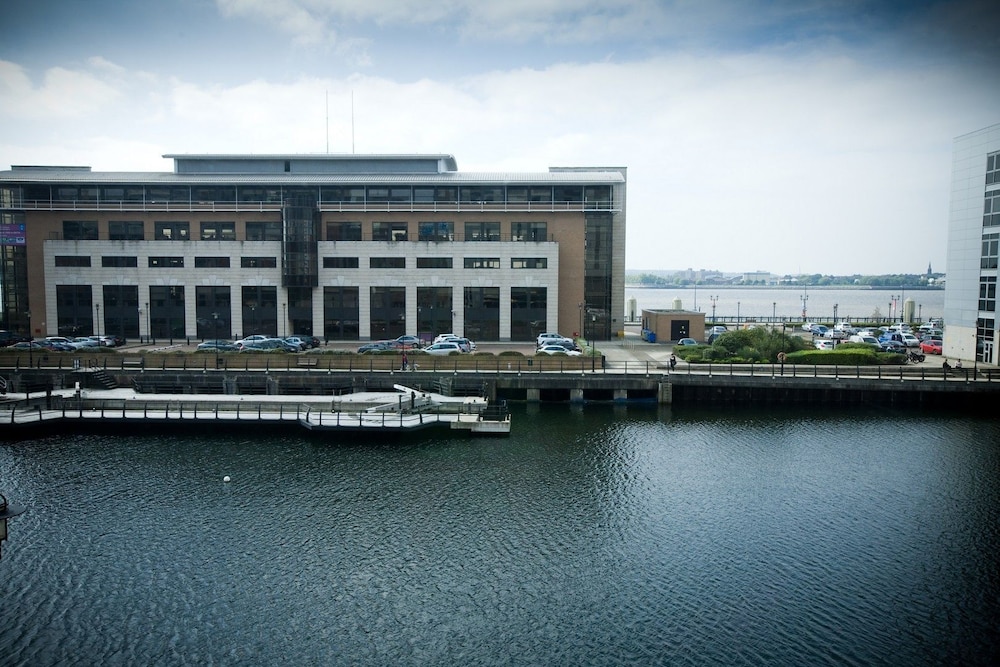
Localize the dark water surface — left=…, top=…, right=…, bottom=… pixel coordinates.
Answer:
left=2, top=406, right=999, bottom=666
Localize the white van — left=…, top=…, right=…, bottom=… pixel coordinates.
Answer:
left=849, top=334, right=880, bottom=347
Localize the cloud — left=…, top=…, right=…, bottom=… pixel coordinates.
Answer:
left=0, top=59, right=123, bottom=119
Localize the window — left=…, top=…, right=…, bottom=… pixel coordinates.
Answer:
left=109, top=221, right=144, bottom=240
left=241, top=256, right=278, bottom=268
left=63, top=220, right=98, bottom=240
left=984, top=192, right=1000, bottom=228
left=584, top=185, right=612, bottom=207
left=464, top=257, right=500, bottom=269
left=418, top=221, right=454, bottom=241
left=512, top=257, right=547, bottom=269
left=246, top=221, right=282, bottom=241
left=465, top=222, right=500, bottom=241
left=982, top=233, right=999, bottom=269
left=372, top=222, right=408, bottom=241
left=979, top=276, right=996, bottom=312
left=149, top=256, right=184, bottom=267
left=416, top=257, right=453, bottom=268
left=988, top=152, right=1000, bottom=186
left=511, top=222, right=547, bottom=241
left=194, top=257, right=231, bottom=268
left=323, top=256, right=359, bottom=268
left=327, top=221, right=362, bottom=241
left=200, top=222, right=236, bottom=240
left=370, top=257, right=406, bottom=269
left=460, top=186, right=504, bottom=203
left=553, top=186, right=583, bottom=203
left=154, top=222, right=190, bottom=241
left=55, top=255, right=92, bottom=267
left=102, top=256, right=138, bottom=268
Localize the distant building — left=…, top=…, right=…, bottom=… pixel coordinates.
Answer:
left=0, top=154, right=626, bottom=342
left=944, top=123, right=1000, bottom=364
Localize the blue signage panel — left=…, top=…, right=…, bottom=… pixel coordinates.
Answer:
left=0, top=223, right=26, bottom=245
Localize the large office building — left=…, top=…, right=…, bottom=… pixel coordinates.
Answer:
left=944, top=123, right=1000, bottom=365
left=0, top=154, right=626, bottom=344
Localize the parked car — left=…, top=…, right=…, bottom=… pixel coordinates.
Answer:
left=422, top=341, right=464, bottom=355
left=880, top=340, right=907, bottom=354
left=11, top=341, right=47, bottom=350
left=544, top=339, right=581, bottom=353
left=284, top=336, right=310, bottom=351
left=801, top=322, right=817, bottom=332
left=290, top=334, right=320, bottom=349
left=393, top=335, right=423, bottom=349
left=45, top=336, right=85, bottom=349
left=811, top=325, right=829, bottom=337
left=708, top=325, right=728, bottom=336
left=899, top=333, right=921, bottom=348
left=73, top=337, right=101, bottom=348
left=849, top=334, right=881, bottom=347
left=537, top=345, right=582, bottom=356
left=676, top=338, right=699, bottom=346
left=358, top=342, right=391, bottom=353
left=919, top=339, right=943, bottom=355
left=814, top=339, right=835, bottom=350
left=537, top=332, right=573, bottom=347
left=240, top=338, right=299, bottom=353
left=824, top=329, right=847, bottom=339
left=0, top=330, right=31, bottom=347
left=196, top=339, right=238, bottom=352
left=235, top=334, right=269, bottom=349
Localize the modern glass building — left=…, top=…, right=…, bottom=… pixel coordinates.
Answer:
left=944, top=123, right=1000, bottom=364
left=0, top=154, right=625, bottom=343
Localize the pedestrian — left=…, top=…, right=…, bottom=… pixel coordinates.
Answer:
left=401, top=351, right=408, bottom=371
left=669, top=353, right=677, bottom=371
left=955, top=359, right=962, bottom=370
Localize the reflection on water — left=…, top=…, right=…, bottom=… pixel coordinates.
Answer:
left=2, top=406, right=998, bottom=665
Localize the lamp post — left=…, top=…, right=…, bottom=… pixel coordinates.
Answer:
left=282, top=303, right=286, bottom=338
left=833, top=303, right=838, bottom=324
left=95, top=303, right=101, bottom=337
left=25, top=310, right=33, bottom=368
left=801, top=289, right=808, bottom=321
left=710, top=295, right=718, bottom=323
left=737, top=301, right=741, bottom=325
left=1, top=493, right=26, bottom=560
left=212, top=312, right=220, bottom=369
left=578, top=301, right=585, bottom=342
left=772, top=302, right=776, bottom=323
left=145, top=301, right=151, bottom=344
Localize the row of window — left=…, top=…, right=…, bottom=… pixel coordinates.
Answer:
left=54, top=255, right=547, bottom=270
left=987, top=152, right=1000, bottom=186
left=17, top=184, right=614, bottom=207
left=979, top=275, right=996, bottom=312
left=60, top=220, right=552, bottom=242
left=984, top=191, right=1000, bottom=228
left=52, top=284, right=549, bottom=341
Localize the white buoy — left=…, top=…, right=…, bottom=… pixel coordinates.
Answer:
left=223, top=475, right=231, bottom=483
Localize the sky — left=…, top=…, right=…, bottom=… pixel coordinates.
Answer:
left=1, top=0, right=998, bottom=276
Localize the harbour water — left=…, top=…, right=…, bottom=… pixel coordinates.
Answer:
left=626, top=286, right=946, bottom=323
left=2, top=405, right=998, bottom=665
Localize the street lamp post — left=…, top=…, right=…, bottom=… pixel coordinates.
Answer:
left=578, top=301, right=585, bottom=342
left=282, top=303, right=286, bottom=338
left=145, top=301, right=151, bottom=343
left=737, top=301, right=741, bottom=324
left=710, top=295, right=718, bottom=323
left=95, top=303, right=101, bottom=337
left=833, top=303, right=839, bottom=324
left=772, top=302, right=776, bottom=322
left=26, top=310, right=32, bottom=368
left=212, top=312, right=220, bottom=369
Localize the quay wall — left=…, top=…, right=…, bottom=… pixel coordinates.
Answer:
left=4, top=365, right=999, bottom=410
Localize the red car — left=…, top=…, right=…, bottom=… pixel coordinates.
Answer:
left=919, top=339, right=943, bottom=355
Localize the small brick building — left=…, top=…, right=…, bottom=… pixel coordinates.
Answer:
left=640, top=309, right=706, bottom=343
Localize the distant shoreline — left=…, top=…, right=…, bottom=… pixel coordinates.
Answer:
left=625, top=285, right=944, bottom=291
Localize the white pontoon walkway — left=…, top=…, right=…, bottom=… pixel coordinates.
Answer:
left=1, top=384, right=511, bottom=435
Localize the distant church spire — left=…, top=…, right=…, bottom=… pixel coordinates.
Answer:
left=927, top=262, right=933, bottom=276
